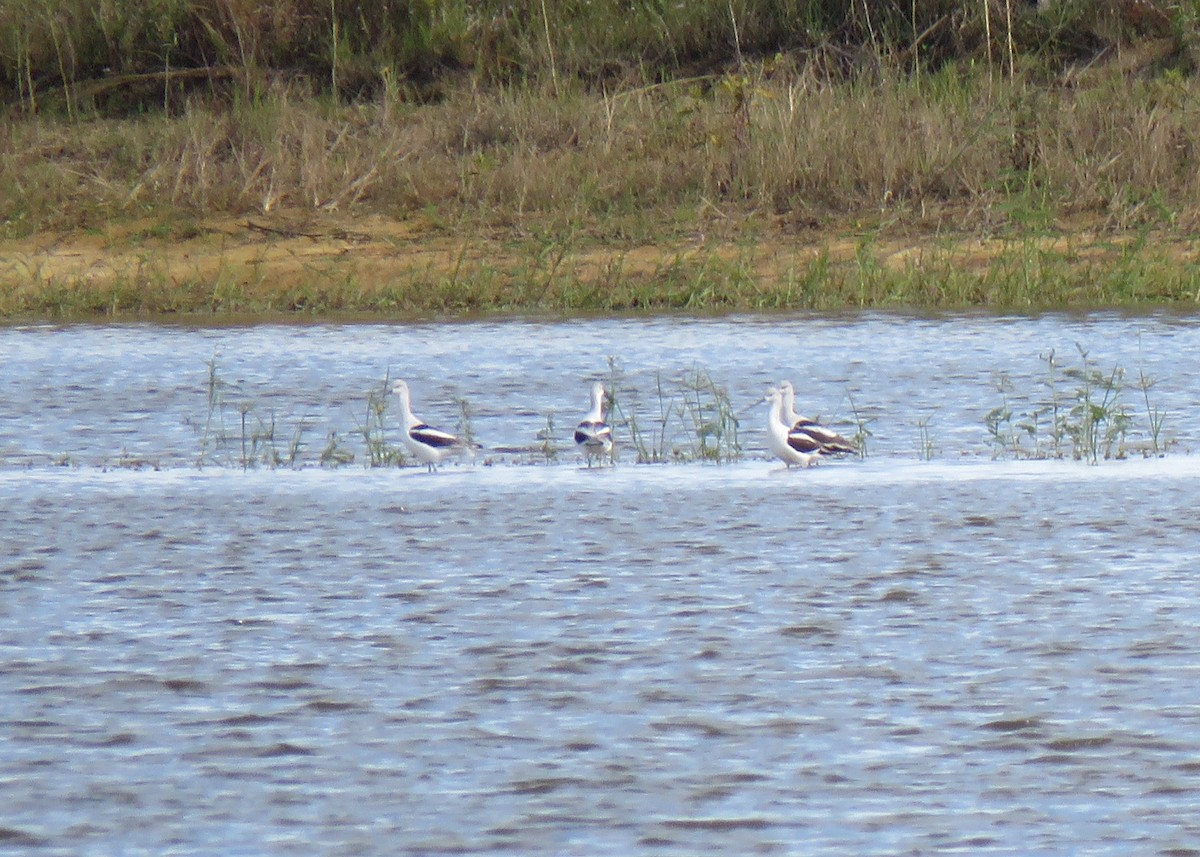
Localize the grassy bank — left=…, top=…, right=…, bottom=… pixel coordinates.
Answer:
left=3, top=207, right=1199, bottom=318
left=3, top=2, right=1200, bottom=318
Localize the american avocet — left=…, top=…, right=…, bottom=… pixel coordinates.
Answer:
left=779, top=379, right=856, bottom=456
left=392, top=380, right=479, bottom=472
left=574, top=381, right=613, bottom=467
left=765, top=387, right=818, bottom=468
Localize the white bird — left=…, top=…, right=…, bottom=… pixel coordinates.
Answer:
left=765, top=387, right=818, bottom=468
left=392, top=380, right=479, bottom=472
left=574, top=381, right=613, bottom=467
left=778, top=380, right=856, bottom=456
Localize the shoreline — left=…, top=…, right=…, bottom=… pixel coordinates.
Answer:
left=4, top=208, right=1198, bottom=320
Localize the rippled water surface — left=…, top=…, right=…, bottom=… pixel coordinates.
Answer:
left=3, top=313, right=1200, bottom=855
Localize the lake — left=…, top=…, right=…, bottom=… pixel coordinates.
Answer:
left=2, top=313, right=1200, bottom=855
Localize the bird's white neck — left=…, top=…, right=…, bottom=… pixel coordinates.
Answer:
left=394, top=387, right=421, bottom=429
left=767, top=394, right=788, bottom=431
left=586, top=385, right=605, bottom=422
left=781, top=385, right=800, bottom=423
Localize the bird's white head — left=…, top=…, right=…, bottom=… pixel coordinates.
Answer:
left=392, top=379, right=410, bottom=404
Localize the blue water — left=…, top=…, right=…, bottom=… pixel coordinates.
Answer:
left=2, top=313, right=1200, bottom=855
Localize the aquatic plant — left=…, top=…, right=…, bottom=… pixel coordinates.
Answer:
left=603, top=357, right=743, bottom=464
left=678, top=367, right=740, bottom=463
left=620, top=369, right=689, bottom=464
left=195, top=356, right=304, bottom=469
left=110, top=447, right=157, bottom=471
left=536, top=411, right=557, bottom=464
left=202, top=366, right=451, bottom=470
left=355, top=376, right=404, bottom=468
left=914, top=408, right=938, bottom=462
left=455, top=395, right=477, bottom=449
left=236, top=403, right=308, bottom=470
left=285, top=423, right=307, bottom=468
left=1063, top=346, right=1131, bottom=464
left=986, top=346, right=1157, bottom=463
left=986, top=371, right=1038, bottom=459
left=1137, top=341, right=1168, bottom=457
left=845, top=390, right=872, bottom=460
left=603, top=357, right=632, bottom=462
left=197, top=352, right=226, bottom=468
left=320, top=431, right=355, bottom=467
left=238, top=404, right=264, bottom=470
left=604, top=367, right=646, bottom=464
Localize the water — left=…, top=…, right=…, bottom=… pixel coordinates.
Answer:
left=3, top=313, right=1200, bottom=855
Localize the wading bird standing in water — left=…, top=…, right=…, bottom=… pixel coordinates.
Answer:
left=765, top=387, right=818, bottom=468
left=574, top=381, right=613, bottom=468
left=778, top=380, right=857, bottom=457
left=392, top=379, right=479, bottom=472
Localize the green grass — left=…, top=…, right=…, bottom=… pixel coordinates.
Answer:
left=603, top=361, right=741, bottom=464
left=985, top=345, right=1169, bottom=463
left=197, top=357, right=408, bottom=470
left=4, top=226, right=1200, bottom=319
left=354, top=375, right=405, bottom=468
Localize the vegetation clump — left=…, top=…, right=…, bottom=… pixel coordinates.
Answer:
left=605, top=361, right=742, bottom=464
left=191, top=356, right=748, bottom=469
left=985, top=345, right=1168, bottom=463
left=4, top=2, right=1200, bottom=317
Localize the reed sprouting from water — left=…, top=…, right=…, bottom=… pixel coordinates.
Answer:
left=602, top=359, right=741, bottom=464
left=320, top=431, right=355, bottom=467
left=536, top=411, right=557, bottom=464
left=185, top=352, right=1176, bottom=472
left=1137, top=346, right=1168, bottom=458
left=455, top=396, right=477, bottom=449
left=678, top=367, right=740, bottom=463
left=195, top=354, right=288, bottom=469
left=845, top=390, right=873, bottom=460
left=914, top=408, right=938, bottom=462
left=196, top=352, right=225, bottom=468
left=195, top=357, right=405, bottom=469
left=238, top=403, right=275, bottom=470
left=986, top=345, right=1165, bottom=463
left=354, top=374, right=404, bottom=468
left=1063, top=347, right=1132, bottom=464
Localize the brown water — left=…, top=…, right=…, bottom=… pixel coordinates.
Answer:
left=2, top=314, right=1200, bottom=855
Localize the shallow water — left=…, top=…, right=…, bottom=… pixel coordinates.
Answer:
left=3, top=314, right=1200, bottom=855
left=3, top=311, right=1199, bottom=467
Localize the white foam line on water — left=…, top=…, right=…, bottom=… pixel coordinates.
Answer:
left=1, top=454, right=1198, bottom=496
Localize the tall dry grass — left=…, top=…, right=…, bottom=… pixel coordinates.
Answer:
left=5, top=62, right=1200, bottom=240
left=739, top=69, right=1200, bottom=224
left=3, top=0, right=1195, bottom=240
